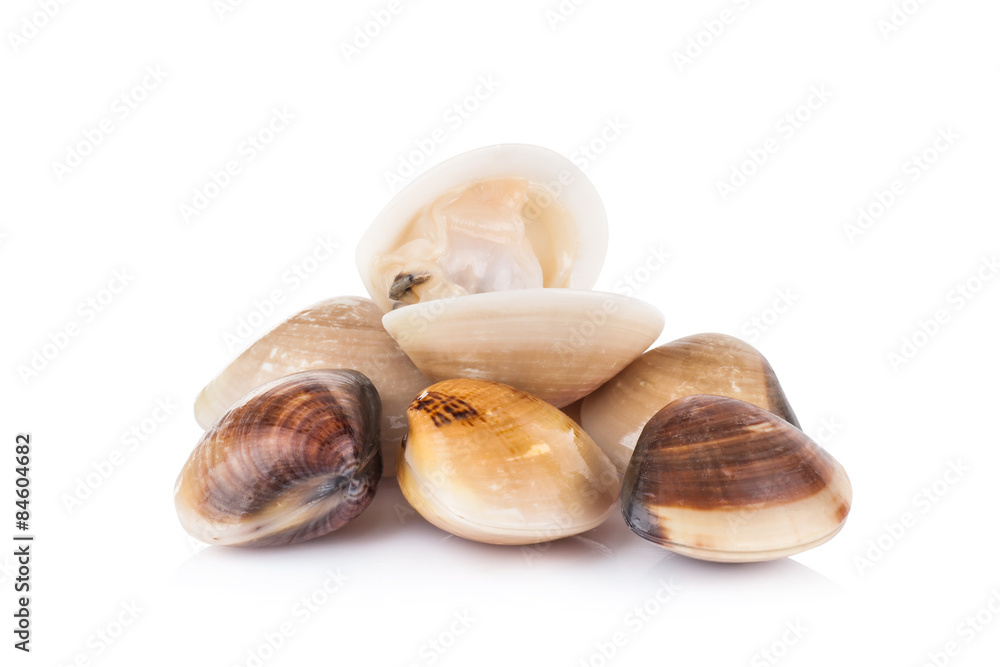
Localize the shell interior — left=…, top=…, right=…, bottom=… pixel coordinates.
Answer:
left=357, top=144, right=608, bottom=312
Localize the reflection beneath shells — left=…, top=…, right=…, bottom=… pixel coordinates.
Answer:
left=641, top=551, right=840, bottom=611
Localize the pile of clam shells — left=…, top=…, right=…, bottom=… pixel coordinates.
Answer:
left=175, top=144, right=852, bottom=562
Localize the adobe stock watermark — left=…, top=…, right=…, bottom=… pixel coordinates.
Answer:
left=843, top=126, right=958, bottom=244
left=751, top=620, right=809, bottom=667
left=544, top=0, right=593, bottom=31
left=178, top=106, right=295, bottom=223
left=568, top=116, right=628, bottom=171
left=51, top=65, right=168, bottom=183
left=222, top=235, right=340, bottom=352
left=7, top=0, right=73, bottom=53
left=521, top=465, right=622, bottom=565
left=737, top=287, right=798, bottom=343
left=233, top=569, right=349, bottom=667
left=809, top=416, right=845, bottom=448
left=0, top=554, right=18, bottom=588
left=16, top=268, right=135, bottom=386
left=918, top=589, right=1000, bottom=667
left=610, top=244, right=671, bottom=298
left=716, top=85, right=833, bottom=201
left=61, top=397, right=178, bottom=514
left=393, top=463, right=455, bottom=526
left=854, top=459, right=969, bottom=574
left=886, top=254, right=996, bottom=372
left=384, top=75, right=501, bottom=192
left=214, top=0, right=249, bottom=20
left=404, top=611, right=476, bottom=667
left=577, top=579, right=681, bottom=667
left=340, top=0, right=417, bottom=63
left=877, top=0, right=932, bottom=41
left=672, top=0, right=756, bottom=73
left=554, top=296, right=625, bottom=363
left=56, top=600, right=144, bottom=666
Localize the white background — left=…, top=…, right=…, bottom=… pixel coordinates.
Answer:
left=3, top=1, right=999, bottom=665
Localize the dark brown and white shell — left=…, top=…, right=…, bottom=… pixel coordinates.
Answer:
left=193, top=296, right=430, bottom=476
left=621, top=395, right=851, bottom=562
left=175, top=370, right=382, bottom=547
left=582, top=333, right=799, bottom=474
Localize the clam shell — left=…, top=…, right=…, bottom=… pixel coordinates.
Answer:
left=397, top=379, right=620, bottom=545
left=356, top=144, right=608, bottom=312
left=581, top=333, right=798, bottom=474
left=381, top=288, right=665, bottom=408
left=193, top=296, right=430, bottom=474
left=175, top=370, right=382, bottom=547
left=621, top=395, right=851, bottom=562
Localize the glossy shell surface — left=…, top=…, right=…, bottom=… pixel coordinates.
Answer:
left=176, top=370, right=382, bottom=547
left=397, top=379, right=620, bottom=545
left=382, top=288, right=664, bottom=408
left=621, top=395, right=851, bottom=562
left=582, top=333, right=798, bottom=474
left=194, top=296, right=429, bottom=474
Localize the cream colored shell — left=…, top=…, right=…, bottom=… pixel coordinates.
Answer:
left=381, top=288, right=664, bottom=409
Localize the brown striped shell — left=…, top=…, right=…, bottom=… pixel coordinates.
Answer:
left=193, top=296, right=430, bottom=475
left=582, top=333, right=799, bottom=474
left=175, top=370, right=382, bottom=547
left=397, top=379, right=620, bottom=545
left=621, top=395, right=851, bottom=562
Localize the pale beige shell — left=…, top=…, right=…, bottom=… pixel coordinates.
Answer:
left=381, top=288, right=665, bottom=408
left=397, top=379, right=620, bottom=545
left=194, top=296, right=430, bottom=474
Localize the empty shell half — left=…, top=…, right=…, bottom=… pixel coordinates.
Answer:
left=621, top=395, right=851, bottom=562
left=582, top=333, right=799, bottom=474
left=193, top=296, right=430, bottom=474
left=382, top=288, right=665, bottom=408
left=356, top=144, right=608, bottom=312
left=176, top=370, right=382, bottom=547
left=397, top=379, right=620, bottom=545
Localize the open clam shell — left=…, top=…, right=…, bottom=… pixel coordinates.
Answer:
left=621, top=395, right=851, bottom=562
left=381, top=288, right=665, bottom=408
left=357, top=144, right=608, bottom=312
left=582, top=333, right=798, bottom=474
left=193, top=296, right=430, bottom=474
left=176, top=370, right=382, bottom=547
left=397, top=379, right=620, bottom=545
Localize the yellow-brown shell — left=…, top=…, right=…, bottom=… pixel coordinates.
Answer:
left=621, top=395, right=851, bottom=562
left=397, top=379, right=620, bottom=545
left=176, top=370, right=382, bottom=547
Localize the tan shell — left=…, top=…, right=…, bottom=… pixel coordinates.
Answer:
left=193, top=296, right=430, bottom=474
left=176, top=370, right=382, bottom=547
left=581, top=333, right=798, bottom=474
left=621, top=395, right=851, bottom=562
left=381, top=288, right=665, bottom=408
left=397, top=379, right=620, bottom=545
